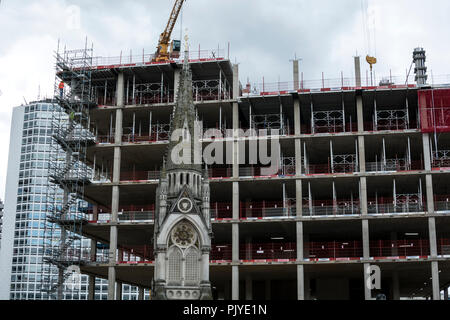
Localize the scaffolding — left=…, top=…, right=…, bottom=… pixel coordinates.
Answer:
left=312, top=110, right=345, bottom=134
left=374, top=109, right=409, bottom=131
left=192, top=78, right=231, bottom=101
left=433, top=150, right=450, bottom=168
left=41, top=41, right=96, bottom=299
left=133, top=82, right=172, bottom=105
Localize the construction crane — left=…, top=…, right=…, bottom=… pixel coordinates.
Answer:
left=153, top=0, right=185, bottom=62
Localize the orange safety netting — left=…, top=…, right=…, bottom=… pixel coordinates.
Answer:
left=419, top=89, right=450, bottom=133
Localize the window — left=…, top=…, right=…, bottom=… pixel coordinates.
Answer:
left=185, top=247, right=200, bottom=285
left=167, top=247, right=182, bottom=285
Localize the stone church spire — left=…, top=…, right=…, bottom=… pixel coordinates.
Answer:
left=165, top=41, right=202, bottom=172
left=152, top=34, right=212, bottom=300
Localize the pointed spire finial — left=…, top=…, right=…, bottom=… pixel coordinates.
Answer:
left=184, top=28, right=189, bottom=53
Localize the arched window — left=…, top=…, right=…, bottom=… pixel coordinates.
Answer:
left=167, top=247, right=182, bottom=285
left=166, top=221, right=202, bottom=287
left=185, top=247, right=200, bottom=285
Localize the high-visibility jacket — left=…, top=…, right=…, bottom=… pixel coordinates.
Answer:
left=59, top=82, right=64, bottom=89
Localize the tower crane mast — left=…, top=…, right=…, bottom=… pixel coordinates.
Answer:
left=154, top=0, right=185, bottom=62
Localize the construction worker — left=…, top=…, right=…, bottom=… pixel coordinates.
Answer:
left=59, top=81, right=64, bottom=98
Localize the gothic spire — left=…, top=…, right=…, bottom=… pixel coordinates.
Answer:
left=164, top=36, right=202, bottom=172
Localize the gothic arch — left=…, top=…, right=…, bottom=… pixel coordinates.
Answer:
left=157, top=215, right=210, bottom=249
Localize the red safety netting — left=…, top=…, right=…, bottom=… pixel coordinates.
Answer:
left=419, top=89, right=450, bottom=133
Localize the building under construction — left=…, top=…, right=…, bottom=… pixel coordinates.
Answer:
left=39, top=40, right=450, bottom=300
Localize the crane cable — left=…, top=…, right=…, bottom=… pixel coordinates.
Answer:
left=361, top=0, right=378, bottom=85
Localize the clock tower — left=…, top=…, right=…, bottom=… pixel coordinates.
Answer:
left=152, top=46, right=213, bottom=300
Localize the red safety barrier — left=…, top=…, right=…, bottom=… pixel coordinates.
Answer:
left=93, top=238, right=449, bottom=264
left=119, top=245, right=154, bottom=263
left=419, top=89, right=450, bottom=133
left=239, top=242, right=297, bottom=260
left=307, top=241, right=363, bottom=259
left=240, top=201, right=296, bottom=219
left=300, top=123, right=358, bottom=135
left=210, top=202, right=233, bottom=219
left=209, top=168, right=233, bottom=179
left=438, top=239, right=450, bottom=256
left=370, top=240, right=430, bottom=258
left=211, top=245, right=232, bottom=261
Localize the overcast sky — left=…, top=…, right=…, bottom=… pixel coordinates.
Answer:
left=1, top=0, right=450, bottom=199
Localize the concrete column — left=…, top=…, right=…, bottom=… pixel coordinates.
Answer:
left=295, top=180, right=303, bottom=217
left=358, top=136, right=366, bottom=173
left=232, top=64, right=240, bottom=178
left=444, top=287, right=449, bottom=300
left=294, top=99, right=303, bottom=218
left=431, top=261, right=440, bottom=300
left=116, top=72, right=125, bottom=108
left=356, top=94, right=364, bottom=133
left=356, top=94, right=366, bottom=175
left=360, top=177, right=368, bottom=215
left=355, top=56, right=362, bottom=87
left=296, top=220, right=305, bottom=300
left=107, top=225, right=118, bottom=300
left=392, top=272, right=400, bottom=300
left=107, top=264, right=116, bottom=300
left=92, top=204, right=99, bottom=221
left=429, top=217, right=438, bottom=258
left=88, top=275, right=95, bottom=300
left=107, top=73, right=124, bottom=301
left=362, top=219, right=370, bottom=259
left=429, top=216, right=440, bottom=301
left=138, top=287, right=145, bottom=300
left=294, top=99, right=301, bottom=136
left=90, top=239, right=97, bottom=263
left=231, top=65, right=240, bottom=303
left=232, top=64, right=239, bottom=100
left=116, top=282, right=123, bottom=301
left=362, top=218, right=371, bottom=301
left=296, top=222, right=304, bottom=262
left=232, top=194, right=239, bottom=301
left=422, top=133, right=432, bottom=170
left=265, top=280, right=271, bottom=300
left=293, top=60, right=300, bottom=90
left=425, top=175, right=435, bottom=214
left=233, top=182, right=239, bottom=220
left=232, top=223, right=239, bottom=262
left=245, top=276, right=253, bottom=300
left=232, top=266, right=239, bottom=300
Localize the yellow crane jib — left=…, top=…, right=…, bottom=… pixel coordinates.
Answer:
left=154, top=0, right=185, bottom=62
